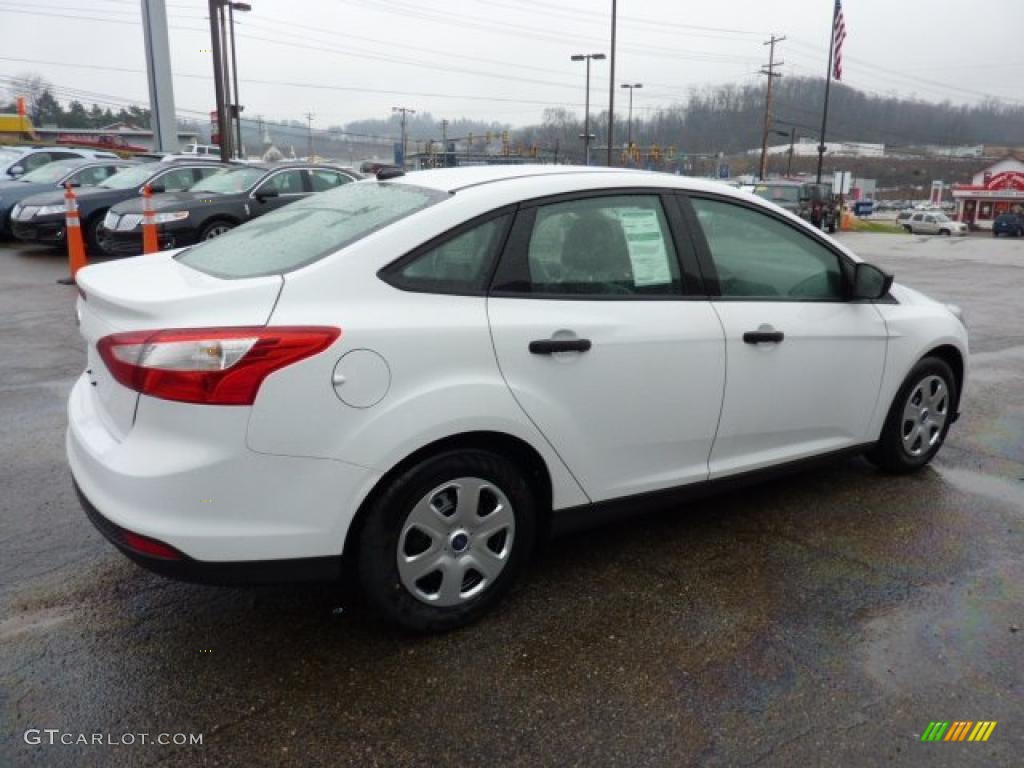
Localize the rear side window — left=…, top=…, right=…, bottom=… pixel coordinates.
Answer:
left=176, top=182, right=448, bottom=279
left=311, top=169, right=352, bottom=192
left=383, top=214, right=510, bottom=294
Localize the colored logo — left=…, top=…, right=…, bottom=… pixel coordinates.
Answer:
left=921, top=721, right=997, bottom=742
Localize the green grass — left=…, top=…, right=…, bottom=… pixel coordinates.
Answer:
left=849, top=219, right=906, bottom=234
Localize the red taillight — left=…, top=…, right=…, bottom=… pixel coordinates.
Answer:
left=97, top=326, right=340, bottom=405
left=120, top=531, right=183, bottom=560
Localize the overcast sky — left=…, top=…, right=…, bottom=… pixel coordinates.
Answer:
left=2, top=0, right=1022, bottom=131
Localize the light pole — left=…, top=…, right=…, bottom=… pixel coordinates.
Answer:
left=570, top=52, right=605, bottom=165
left=226, top=2, right=250, bottom=159
left=620, top=82, right=642, bottom=157
left=392, top=106, right=415, bottom=168
left=607, top=0, right=617, bottom=167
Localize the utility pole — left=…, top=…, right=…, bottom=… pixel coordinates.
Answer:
left=207, top=0, right=231, bottom=162
left=758, top=34, right=785, bottom=181
left=787, top=127, right=797, bottom=176
left=607, top=0, right=617, bottom=167
left=304, top=111, right=314, bottom=159
left=392, top=106, right=415, bottom=168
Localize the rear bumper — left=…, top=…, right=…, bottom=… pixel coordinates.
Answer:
left=67, top=372, right=380, bottom=570
left=74, top=480, right=342, bottom=584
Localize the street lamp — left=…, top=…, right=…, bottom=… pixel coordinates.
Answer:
left=570, top=52, right=605, bottom=166
left=620, top=83, right=642, bottom=156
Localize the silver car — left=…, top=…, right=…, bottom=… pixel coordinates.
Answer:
left=907, top=211, right=967, bottom=236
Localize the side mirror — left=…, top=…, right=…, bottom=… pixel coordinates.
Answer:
left=851, top=262, right=893, bottom=300
left=68, top=181, right=81, bottom=188
left=10, top=165, right=24, bottom=176
left=147, top=183, right=166, bottom=194
left=254, top=187, right=279, bottom=201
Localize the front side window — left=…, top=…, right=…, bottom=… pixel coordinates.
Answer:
left=496, top=195, right=681, bottom=297
left=691, top=197, right=843, bottom=300
left=176, top=182, right=448, bottom=279
left=386, top=215, right=509, bottom=294
left=22, top=152, right=53, bottom=171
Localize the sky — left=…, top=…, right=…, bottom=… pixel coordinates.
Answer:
left=1, top=0, right=1022, bottom=132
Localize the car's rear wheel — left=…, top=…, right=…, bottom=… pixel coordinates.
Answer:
left=866, top=356, right=957, bottom=474
left=940, top=229, right=950, bottom=236
left=200, top=220, right=234, bottom=240
left=356, top=449, right=536, bottom=632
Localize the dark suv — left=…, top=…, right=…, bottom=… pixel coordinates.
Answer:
left=101, top=163, right=359, bottom=256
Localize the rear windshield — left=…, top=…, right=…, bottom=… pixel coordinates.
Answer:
left=175, top=181, right=448, bottom=279
left=753, top=185, right=800, bottom=204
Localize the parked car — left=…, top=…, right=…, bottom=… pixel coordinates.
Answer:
left=10, top=160, right=226, bottom=252
left=68, top=166, right=968, bottom=631
left=906, top=211, right=967, bottom=236
left=992, top=212, right=1023, bottom=237
left=0, top=146, right=119, bottom=180
left=100, top=162, right=359, bottom=256
left=0, top=158, right=136, bottom=237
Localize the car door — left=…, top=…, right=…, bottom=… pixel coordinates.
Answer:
left=488, top=191, right=726, bottom=502
left=251, top=169, right=307, bottom=214
left=684, top=195, right=888, bottom=478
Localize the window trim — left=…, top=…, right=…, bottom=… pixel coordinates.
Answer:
left=679, top=192, right=858, bottom=303
left=488, top=188, right=702, bottom=301
left=377, top=205, right=517, bottom=297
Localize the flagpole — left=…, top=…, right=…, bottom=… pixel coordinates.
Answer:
left=816, top=0, right=839, bottom=184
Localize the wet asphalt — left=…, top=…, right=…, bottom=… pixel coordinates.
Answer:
left=1, top=232, right=1021, bottom=767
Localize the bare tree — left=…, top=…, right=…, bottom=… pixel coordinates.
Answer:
left=5, top=72, right=52, bottom=120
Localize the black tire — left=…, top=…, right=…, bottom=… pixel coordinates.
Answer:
left=85, top=212, right=108, bottom=255
left=866, top=356, right=957, bottom=474
left=940, top=229, right=950, bottom=236
left=356, top=449, right=537, bottom=632
left=199, top=219, right=235, bottom=240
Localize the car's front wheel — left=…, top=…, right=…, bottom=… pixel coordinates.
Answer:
left=200, top=220, right=234, bottom=240
left=866, top=356, right=957, bottom=474
left=356, top=449, right=537, bottom=631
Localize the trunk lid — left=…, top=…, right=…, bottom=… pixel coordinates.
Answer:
left=76, top=252, right=283, bottom=439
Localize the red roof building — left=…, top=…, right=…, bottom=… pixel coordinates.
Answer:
left=952, top=156, right=1024, bottom=229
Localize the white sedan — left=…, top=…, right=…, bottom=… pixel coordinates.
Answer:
left=67, top=166, right=968, bottom=631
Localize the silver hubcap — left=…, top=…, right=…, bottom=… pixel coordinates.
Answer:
left=397, top=477, right=515, bottom=607
left=204, top=225, right=230, bottom=239
left=901, top=375, right=949, bottom=457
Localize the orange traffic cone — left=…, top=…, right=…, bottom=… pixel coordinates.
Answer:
left=141, top=183, right=159, bottom=254
left=57, top=182, right=89, bottom=285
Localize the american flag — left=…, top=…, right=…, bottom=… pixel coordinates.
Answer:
left=832, top=0, right=847, bottom=81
